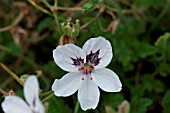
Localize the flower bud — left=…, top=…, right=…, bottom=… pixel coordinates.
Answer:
left=61, top=18, right=80, bottom=39
left=20, top=74, right=29, bottom=82
left=118, top=100, right=130, bottom=113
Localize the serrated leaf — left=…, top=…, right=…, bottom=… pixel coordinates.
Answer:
left=155, top=32, right=170, bottom=61
left=82, top=0, right=102, bottom=12
left=82, top=1, right=96, bottom=12
left=155, top=32, right=170, bottom=49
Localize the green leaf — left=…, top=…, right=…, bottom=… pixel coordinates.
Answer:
left=103, top=93, right=124, bottom=109
left=82, top=0, right=102, bottom=12
left=155, top=32, right=170, bottom=49
left=162, top=90, right=170, bottom=113
left=48, top=96, right=72, bottom=113
left=116, top=43, right=132, bottom=66
left=82, top=1, right=96, bottom=12
left=91, top=0, right=100, bottom=4
left=141, top=74, right=165, bottom=93
left=7, top=42, right=22, bottom=56
left=37, top=17, right=53, bottom=30
left=155, top=32, right=170, bottom=61
left=131, top=97, right=153, bottom=113
left=137, top=43, right=158, bottom=58
left=157, top=62, right=170, bottom=77
left=133, top=0, right=164, bottom=8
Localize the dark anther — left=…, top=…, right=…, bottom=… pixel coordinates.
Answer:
left=71, top=57, right=84, bottom=66
left=86, top=50, right=101, bottom=66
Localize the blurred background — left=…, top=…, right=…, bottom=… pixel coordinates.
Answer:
left=0, top=0, right=170, bottom=113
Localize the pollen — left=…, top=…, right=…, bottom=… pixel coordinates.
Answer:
left=82, top=78, right=84, bottom=80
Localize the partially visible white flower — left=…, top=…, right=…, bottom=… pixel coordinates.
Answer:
left=1, top=75, right=45, bottom=113
left=52, top=36, right=122, bottom=111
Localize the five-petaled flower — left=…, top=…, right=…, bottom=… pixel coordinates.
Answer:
left=52, top=36, right=122, bottom=110
left=1, top=75, right=45, bottom=113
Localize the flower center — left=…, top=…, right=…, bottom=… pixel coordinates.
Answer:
left=86, top=50, right=101, bottom=66
left=78, top=63, right=94, bottom=80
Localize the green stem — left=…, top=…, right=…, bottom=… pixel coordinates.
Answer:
left=54, top=0, right=58, bottom=7
left=28, top=0, right=53, bottom=16
left=74, top=100, right=79, bottom=113
left=41, top=0, right=51, bottom=9
left=0, top=63, right=24, bottom=86
left=41, top=90, right=53, bottom=97
left=42, top=93, right=55, bottom=102
left=53, top=11, right=62, bottom=34
left=51, top=0, right=62, bottom=34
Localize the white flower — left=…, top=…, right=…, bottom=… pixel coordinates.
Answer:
left=1, top=75, right=45, bottom=113
left=52, top=36, right=122, bottom=110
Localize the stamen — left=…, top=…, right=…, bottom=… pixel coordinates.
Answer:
left=84, top=67, right=87, bottom=71
left=88, top=68, right=93, bottom=71
left=78, top=67, right=82, bottom=71
left=82, top=78, right=84, bottom=80
left=90, top=77, right=93, bottom=80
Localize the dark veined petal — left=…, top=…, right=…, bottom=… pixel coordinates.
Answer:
left=83, top=37, right=113, bottom=68
left=53, top=44, right=86, bottom=72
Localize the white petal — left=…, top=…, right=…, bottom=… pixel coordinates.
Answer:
left=83, top=37, right=113, bottom=68
left=78, top=76, right=100, bottom=111
left=92, top=68, right=122, bottom=92
left=24, top=75, right=39, bottom=108
left=52, top=72, right=84, bottom=97
left=1, top=96, right=31, bottom=113
left=34, top=98, right=45, bottom=113
left=53, top=44, right=86, bottom=72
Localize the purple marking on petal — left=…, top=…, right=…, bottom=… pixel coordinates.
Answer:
left=32, top=97, right=36, bottom=107
left=71, top=57, right=84, bottom=66
left=86, top=50, right=101, bottom=66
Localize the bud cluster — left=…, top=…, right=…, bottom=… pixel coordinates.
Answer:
left=61, top=18, right=80, bottom=39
